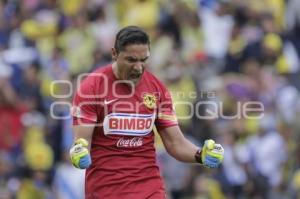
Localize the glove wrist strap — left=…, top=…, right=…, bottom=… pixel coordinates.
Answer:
left=194, top=149, right=203, bottom=164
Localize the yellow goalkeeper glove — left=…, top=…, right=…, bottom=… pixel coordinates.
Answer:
left=69, top=138, right=91, bottom=169
left=195, top=139, right=224, bottom=168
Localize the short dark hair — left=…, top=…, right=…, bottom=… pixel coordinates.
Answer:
left=114, top=26, right=150, bottom=53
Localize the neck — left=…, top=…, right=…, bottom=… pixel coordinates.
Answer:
left=112, top=62, right=120, bottom=79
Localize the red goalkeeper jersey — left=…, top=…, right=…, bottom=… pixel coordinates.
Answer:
left=72, top=64, right=178, bottom=199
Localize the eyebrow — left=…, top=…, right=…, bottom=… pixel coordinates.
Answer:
left=125, top=56, right=149, bottom=62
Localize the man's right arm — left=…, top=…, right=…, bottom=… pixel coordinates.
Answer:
left=70, top=74, right=99, bottom=169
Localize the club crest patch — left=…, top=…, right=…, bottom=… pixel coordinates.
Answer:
left=143, top=93, right=157, bottom=109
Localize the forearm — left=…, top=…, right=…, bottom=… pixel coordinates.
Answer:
left=159, top=126, right=200, bottom=163
left=72, top=125, right=95, bottom=150
left=70, top=125, right=94, bottom=169
left=165, top=137, right=199, bottom=163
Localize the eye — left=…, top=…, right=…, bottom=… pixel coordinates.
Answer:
left=141, top=57, right=148, bottom=63
left=126, top=58, right=137, bottom=63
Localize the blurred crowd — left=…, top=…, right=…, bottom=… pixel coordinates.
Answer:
left=0, top=0, right=300, bottom=199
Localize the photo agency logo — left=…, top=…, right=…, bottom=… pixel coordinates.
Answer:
left=169, top=91, right=264, bottom=120
left=49, top=74, right=264, bottom=123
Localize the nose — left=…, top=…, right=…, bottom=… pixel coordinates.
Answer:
left=133, top=62, right=143, bottom=73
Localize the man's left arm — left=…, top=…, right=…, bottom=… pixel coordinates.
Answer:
left=158, top=125, right=224, bottom=168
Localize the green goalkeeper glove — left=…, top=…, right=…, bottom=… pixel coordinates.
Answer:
left=195, top=139, right=224, bottom=168
left=69, top=138, right=91, bottom=169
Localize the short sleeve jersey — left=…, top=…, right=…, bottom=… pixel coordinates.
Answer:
left=72, top=65, right=177, bottom=199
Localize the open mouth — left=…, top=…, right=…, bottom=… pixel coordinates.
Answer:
left=129, top=74, right=141, bottom=80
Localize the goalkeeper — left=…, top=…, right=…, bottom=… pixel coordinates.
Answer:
left=70, top=26, right=224, bottom=199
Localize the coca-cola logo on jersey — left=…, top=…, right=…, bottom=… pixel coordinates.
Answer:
left=116, top=137, right=143, bottom=148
